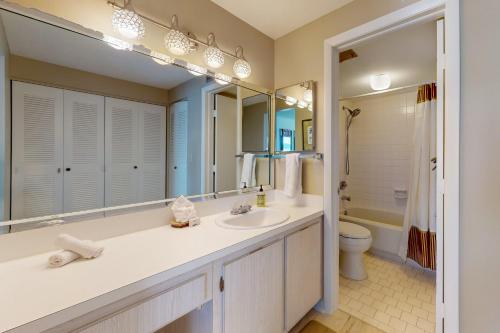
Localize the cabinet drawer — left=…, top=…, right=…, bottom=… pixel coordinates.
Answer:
left=78, top=272, right=210, bottom=333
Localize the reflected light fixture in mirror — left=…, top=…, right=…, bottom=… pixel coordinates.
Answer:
left=111, top=0, right=145, bottom=40
left=297, top=100, right=308, bottom=109
left=103, top=35, right=133, bottom=50
left=303, top=89, right=313, bottom=103
left=204, top=33, right=224, bottom=69
left=215, top=73, right=232, bottom=85
left=308, top=104, right=313, bottom=112
left=370, top=73, right=391, bottom=91
left=186, top=63, right=208, bottom=76
left=151, top=51, right=175, bottom=65
left=164, top=15, right=191, bottom=56
left=233, top=46, right=251, bottom=79
left=285, top=96, right=297, bottom=106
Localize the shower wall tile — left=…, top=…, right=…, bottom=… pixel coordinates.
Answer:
left=340, top=90, right=417, bottom=215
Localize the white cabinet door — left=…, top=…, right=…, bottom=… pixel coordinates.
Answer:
left=223, top=240, right=284, bottom=333
left=11, top=81, right=64, bottom=219
left=139, top=103, right=166, bottom=202
left=63, top=90, right=105, bottom=213
left=105, top=98, right=140, bottom=207
left=167, top=101, right=188, bottom=197
left=285, top=221, right=323, bottom=331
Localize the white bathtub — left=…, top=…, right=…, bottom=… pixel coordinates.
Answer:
left=340, top=208, right=403, bottom=258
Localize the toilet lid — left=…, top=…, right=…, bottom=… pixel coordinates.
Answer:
left=339, top=222, right=371, bottom=239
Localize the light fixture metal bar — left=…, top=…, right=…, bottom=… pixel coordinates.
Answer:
left=107, top=0, right=239, bottom=59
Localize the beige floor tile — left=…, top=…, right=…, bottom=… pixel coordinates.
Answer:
left=389, top=317, right=407, bottom=332
left=416, top=318, right=434, bottom=332
left=411, top=307, right=428, bottom=320
left=401, top=311, right=418, bottom=326
left=405, top=324, right=426, bottom=333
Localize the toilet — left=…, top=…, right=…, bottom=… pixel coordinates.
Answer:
left=339, top=221, right=372, bottom=280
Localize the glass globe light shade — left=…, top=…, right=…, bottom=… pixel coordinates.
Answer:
left=164, top=29, right=191, bottom=56
left=214, top=73, right=232, bottom=85
left=186, top=63, right=208, bottom=76
left=204, top=46, right=225, bottom=69
left=111, top=2, right=145, bottom=40
left=370, top=74, right=391, bottom=91
left=285, top=96, right=297, bottom=106
left=151, top=51, right=174, bottom=65
left=233, top=58, right=251, bottom=79
left=303, top=89, right=313, bottom=103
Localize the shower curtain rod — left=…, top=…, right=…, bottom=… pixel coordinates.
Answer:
left=339, top=82, right=431, bottom=101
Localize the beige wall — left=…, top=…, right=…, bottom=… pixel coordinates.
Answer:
left=461, top=0, right=500, bottom=331
left=7, top=0, right=274, bottom=89
left=10, top=55, right=169, bottom=105
left=274, top=0, right=419, bottom=194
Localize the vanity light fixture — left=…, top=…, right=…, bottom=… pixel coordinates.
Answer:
left=111, top=0, right=145, bottom=40
left=164, top=15, right=191, bottom=56
left=204, top=33, right=225, bottom=69
left=303, top=89, right=313, bottom=103
left=103, top=35, right=133, bottom=50
left=186, top=63, right=208, bottom=76
left=370, top=74, right=391, bottom=91
left=285, top=96, right=297, bottom=106
left=215, top=73, right=232, bottom=85
left=297, top=100, right=308, bottom=109
left=151, top=51, right=175, bottom=65
left=233, top=46, right=251, bottom=79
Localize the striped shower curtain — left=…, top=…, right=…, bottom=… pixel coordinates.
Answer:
left=399, top=83, right=437, bottom=270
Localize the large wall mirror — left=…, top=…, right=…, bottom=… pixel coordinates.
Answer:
left=0, top=8, right=271, bottom=232
left=275, top=81, right=315, bottom=153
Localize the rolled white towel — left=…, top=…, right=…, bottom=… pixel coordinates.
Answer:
left=55, top=234, right=104, bottom=259
left=48, top=250, right=80, bottom=268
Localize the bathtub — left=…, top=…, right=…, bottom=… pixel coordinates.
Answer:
left=340, top=208, right=403, bottom=258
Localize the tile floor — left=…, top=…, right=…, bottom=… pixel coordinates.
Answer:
left=339, top=253, right=436, bottom=333
left=291, top=309, right=385, bottom=333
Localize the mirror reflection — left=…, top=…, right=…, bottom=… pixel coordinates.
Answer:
left=275, top=81, right=315, bottom=152
left=0, top=9, right=271, bottom=229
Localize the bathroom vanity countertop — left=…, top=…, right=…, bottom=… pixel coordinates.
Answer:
left=0, top=195, right=323, bottom=333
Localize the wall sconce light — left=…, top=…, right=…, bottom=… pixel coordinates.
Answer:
left=164, top=15, right=191, bottom=56
left=215, top=73, right=232, bottom=85
left=204, top=33, right=225, bottom=69
left=186, top=63, right=208, bottom=76
left=151, top=51, right=175, bottom=65
left=233, top=46, right=251, bottom=79
left=111, top=0, right=145, bottom=40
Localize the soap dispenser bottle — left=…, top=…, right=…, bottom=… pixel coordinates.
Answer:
left=256, top=185, right=266, bottom=207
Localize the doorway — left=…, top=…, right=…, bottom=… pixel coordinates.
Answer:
left=322, top=1, right=460, bottom=332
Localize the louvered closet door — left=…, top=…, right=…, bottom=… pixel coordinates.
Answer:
left=63, top=91, right=105, bottom=213
left=139, top=103, right=166, bottom=202
left=105, top=98, right=140, bottom=207
left=167, top=101, right=188, bottom=198
left=11, top=81, right=64, bottom=219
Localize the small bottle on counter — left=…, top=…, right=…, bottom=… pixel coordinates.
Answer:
left=256, top=184, right=266, bottom=207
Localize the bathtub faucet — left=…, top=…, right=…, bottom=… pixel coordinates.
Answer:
left=341, top=195, right=351, bottom=202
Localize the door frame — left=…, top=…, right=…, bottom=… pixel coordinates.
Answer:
left=322, top=0, right=460, bottom=332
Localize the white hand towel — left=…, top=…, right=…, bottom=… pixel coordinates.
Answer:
left=55, top=234, right=104, bottom=259
left=283, top=153, right=302, bottom=198
left=240, top=153, right=256, bottom=188
left=48, top=250, right=80, bottom=268
left=171, top=196, right=200, bottom=224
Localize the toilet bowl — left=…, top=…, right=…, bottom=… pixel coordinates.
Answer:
left=339, top=221, right=372, bottom=280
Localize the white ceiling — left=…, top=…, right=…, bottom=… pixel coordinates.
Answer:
left=340, top=21, right=437, bottom=98
left=0, top=10, right=193, bottom=90
left=211, top=0, right=355, bottom=39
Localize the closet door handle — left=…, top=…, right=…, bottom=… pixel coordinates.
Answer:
left=65, top=168, right=71, bottom=172
left=133, top=166, right=138, bottom=169
left=57, top=168, right=61, bottom=173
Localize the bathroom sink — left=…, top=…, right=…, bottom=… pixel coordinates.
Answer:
left=215, top=207, right=289, bottom=229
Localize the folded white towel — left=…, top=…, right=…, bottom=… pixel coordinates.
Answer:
left=48, top=250, right=80, bottom=268
left=283, top=153, right=302, bottom=198
left=171, top=196, right=200, bottom=225
left=240, top=153, right=256, bottom=188
left=55, top=234, right=104, bottom=259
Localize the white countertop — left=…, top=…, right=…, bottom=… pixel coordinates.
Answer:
left=0, top=196, right=323, bottom=332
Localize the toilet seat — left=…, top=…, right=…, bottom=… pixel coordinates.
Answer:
left=339, top=222, right=371, bottom=239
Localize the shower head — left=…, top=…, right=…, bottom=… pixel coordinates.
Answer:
left=343, top=106, right=361, bottom=118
